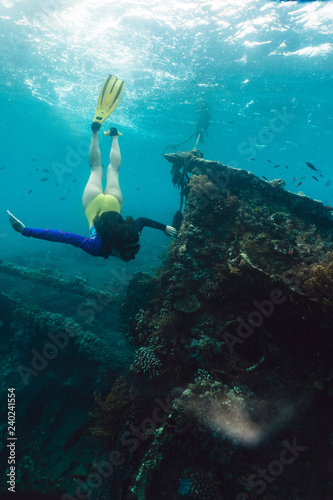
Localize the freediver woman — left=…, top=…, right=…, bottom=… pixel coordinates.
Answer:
left=7, top=75, right=177, bottom=262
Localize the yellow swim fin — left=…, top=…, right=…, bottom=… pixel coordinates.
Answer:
left=92, top=75, right=125, bottom=126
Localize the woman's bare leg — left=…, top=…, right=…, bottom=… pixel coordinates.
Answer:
left=82, top=131, right=103, bottom=210
left=104, top=135, right=123, bottom=209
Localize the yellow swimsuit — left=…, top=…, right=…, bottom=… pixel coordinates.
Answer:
left=85, top=193, right=121, bottom=228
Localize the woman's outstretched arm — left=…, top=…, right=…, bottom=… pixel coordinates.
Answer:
left=135, top=217, right=177, bottom=237
left=7, top=210, right=103, bottom=257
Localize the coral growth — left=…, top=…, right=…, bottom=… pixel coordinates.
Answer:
left=188, top=469, right=222, bottom=500
left=288, top=252, right=333, bottom=308
left=188, top=174, right=239, bottom=219
left=89, top=377, right=131, bottom=442
left=295, top=224, right=325, bottom=261
left=174, top=294, right=200, bottom=312
left=131, top=346, right=162, bottom=379
left=3, top=151, right=333, bottom=498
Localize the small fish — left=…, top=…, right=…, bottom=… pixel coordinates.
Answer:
left=324, top=180, right=332, bottom=187
left=306, top=162, right=317, bottom=171
left=36, top=168, right=40, bottom=171
left=72, top=179, right=77, bottom=182
left=267, top=160, right=272, bottom=163
left=0, top=167, right=5, bottom=170
left=273, top=164, right=280, bottom=168
left=316, top=234, right=321, bottom=240
left=136, top=187, right=141, bottom=191
left=31, top=158, right=37, bottom=161
left=285, top=165, right=288, bottom=169
left=69, top=474, right=87, bottom=483
left=60, top=196, right=65, bottom=201
left=40, top=178, right=49, bottom=181
left=42, top=169, right=49, bottom=172
left=262, top=176, right=268, bottom=180
left=293, top=177, right=296, bottom=183
left=28, top=190, right=32, bottom=193
left=250, top=158, right=255, bottom=161
left=319, top=173, right=323, bottom=178
left=227, top=121, right=234, bottom=125
left=28, top=172, right=32, bottom=176
left=297, top=182, right=302, bottom=188
left=324, top=204, right=333, bottom=210
left=300, top=176, right=306, bottom=180
left=312, top=176, right=319, bottom=182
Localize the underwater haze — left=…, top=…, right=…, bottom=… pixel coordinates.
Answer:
left=1, top=1, right=333, bottom=499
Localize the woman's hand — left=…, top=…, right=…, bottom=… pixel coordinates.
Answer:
left=7, top=210, right=25, bottom=233
left=165, top=225, right=177, bottom=237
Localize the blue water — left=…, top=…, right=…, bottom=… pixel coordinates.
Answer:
left=1, top=0, right=333, bottom=281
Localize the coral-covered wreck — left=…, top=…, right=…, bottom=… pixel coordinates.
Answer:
left=1, top=151, right=332, bottom=499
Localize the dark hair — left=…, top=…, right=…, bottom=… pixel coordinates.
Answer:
left=93, top=211, right=139, bottom=259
